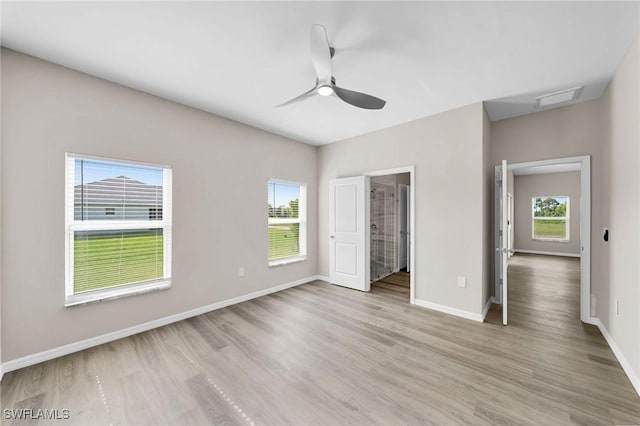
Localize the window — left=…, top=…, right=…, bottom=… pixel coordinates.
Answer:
left=267, top=180, right=306, bottom=265
left=65, top=153, right=172, bottom=306
left=532, top=196, right=569, bottom=241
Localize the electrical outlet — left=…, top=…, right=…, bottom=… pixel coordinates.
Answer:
left=238, top=267, right=245, bottom=278
left=457, top=276, right=466, bottom=288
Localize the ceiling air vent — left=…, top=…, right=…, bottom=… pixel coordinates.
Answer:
left=535, top=86, right=583, bottom=107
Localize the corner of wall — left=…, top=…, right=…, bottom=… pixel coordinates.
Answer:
left=482, top=103, right=493, bottom=308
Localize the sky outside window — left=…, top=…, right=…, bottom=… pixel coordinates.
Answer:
left=268, top=182, right=300, bottom=209
left=75, top=159, right=163, bottom=185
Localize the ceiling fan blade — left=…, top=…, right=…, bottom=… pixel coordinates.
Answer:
left=333, top=85, right=386, bottom=110
left=276, top=86, right=318, bottom=107
left=310, top=24, right=332, bottom=83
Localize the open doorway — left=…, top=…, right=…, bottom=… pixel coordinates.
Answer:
left=328, top=166, right=415, bottom=303
left=366, top=169, right=414, bottom=303
left=369, top=172, right=411, bottom=302
left=489, top=156, right=591, bottom=326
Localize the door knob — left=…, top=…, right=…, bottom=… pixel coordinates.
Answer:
left=330, top=235, right=334, bottom=239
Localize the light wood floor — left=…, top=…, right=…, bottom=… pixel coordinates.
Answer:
left=2, top=257, right=639, bottom=425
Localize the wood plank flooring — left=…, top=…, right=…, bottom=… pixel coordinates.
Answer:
left=2, top=257, right=639, bottom=425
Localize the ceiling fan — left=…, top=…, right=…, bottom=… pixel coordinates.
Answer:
left=277, top=25, right=386, bottom=110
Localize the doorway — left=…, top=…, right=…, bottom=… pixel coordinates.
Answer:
left=368, top=173, right=412, bottom=302
left=493, top=156, right=591, bottom=325
left=364, top=166, right=417, bottom=303
left=328, top=166, right=415, bottom=303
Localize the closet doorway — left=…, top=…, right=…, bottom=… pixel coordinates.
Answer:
left=368, top=171, right=412, bottom=302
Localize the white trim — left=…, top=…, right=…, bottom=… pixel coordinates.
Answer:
left=315, top=275, right=330, bottom=282
left=363, top=166, right=416, bottom=304
left=364, top=166, right=413, bottom=177
left=65, top=279, right=171, bottom=307
left=481, top=298, right=492, bottom=322
left=513, top=249, right=581, bottom=258
left=1, top=275, right=321, bottom=374
left=582, top=316, right=599, bottom=326
left=268, top=256, right=307, bottom=267
left=66, top=152, right=173, bottom=169
left=590, top=318, right=640, bottom=397
left=414, top=299, right=484, bottom=323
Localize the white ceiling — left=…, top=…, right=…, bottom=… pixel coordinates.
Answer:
left=1, top=2, right=638, bottom=145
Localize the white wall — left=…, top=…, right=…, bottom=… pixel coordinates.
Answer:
left=599, top=35, right=639, bottom=383
left=0, top=49, right=318, bottom=362
left=514, top=172, right=581, bottom=255
left=319, top=102, right=489, bottom=316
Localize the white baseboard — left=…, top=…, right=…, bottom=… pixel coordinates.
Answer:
left=414, top=299, right=484, bottom=323
left=315, top=275, right=330, bottom=282
left=1, top=275, right=322, bottom=375
left=514, top=249, right=581, bottom=258
left=590, top=317, right=640, bottom=397
left=481, top=298, right=492, bottom=322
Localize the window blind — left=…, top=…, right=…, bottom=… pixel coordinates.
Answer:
left=65, top=154, right=172, bottom=301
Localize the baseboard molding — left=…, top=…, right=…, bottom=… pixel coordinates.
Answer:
left=514, top=249, right=581, bottom=258
left=314, top=275, right=330, bottom=282
left=590, top=317, right=640, bottom=397
left=581, top=317, right=599, bottom=326
left=1, top=275, right=322, bottom=376
left=414, top=299, right=484, bottom=323
left=481, top=298, right=492, bottom=322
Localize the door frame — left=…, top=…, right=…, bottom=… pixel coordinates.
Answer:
left=364, top=166, right=416, bottom=304
left=397, top=184, right=410, bottom=271
left=494, top=155, right=591, bottom=323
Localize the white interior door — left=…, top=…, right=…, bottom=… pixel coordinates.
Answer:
left=500, top=160, right=509, bottom=325
left=507, top=192, right=514, bottom=259
left=329, top=176, right=370, bottom=291
left=406, top=188, right=411, bottom=273
left=398, top=184, right=408, bottom=270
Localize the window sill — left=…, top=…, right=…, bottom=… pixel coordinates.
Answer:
left=532, top=238, right=570, bottom=243
left=269, top=256, right=307, bottom=268
left=65, top=279, right=171, bottom=307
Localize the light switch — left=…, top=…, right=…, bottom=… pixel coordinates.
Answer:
left=457, top=276, right=466, bottom=288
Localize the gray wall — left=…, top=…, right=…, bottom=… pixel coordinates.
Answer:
left=599, top=35, right=639, bottom=381
left=1, top=49, right=318, bottom=362
left=491, top=35, right=639, bottom=383
left=514, top=172, right=581, bottom=255
left=318, top=102, right=490, bottom=315
left=482, top=106, right=492, bottom=306
left=491, top=99, right=602, bottom=312
left=0, top=52, right=3, bottom=377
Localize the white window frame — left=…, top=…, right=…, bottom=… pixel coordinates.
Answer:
left=531, top=195, right=570, bottom=242
left=268, top=179, right=307, bottom=267
left=64, top=153, right=172, bottom=307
